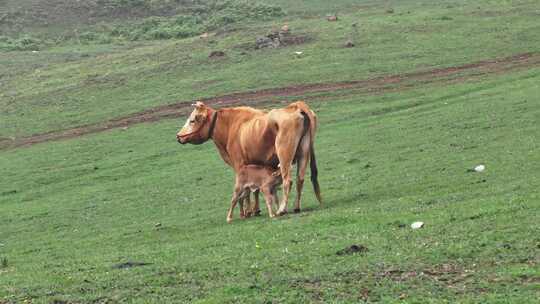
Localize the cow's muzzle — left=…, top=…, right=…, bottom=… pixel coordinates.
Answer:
left=176, top=134, right=187, bottom=144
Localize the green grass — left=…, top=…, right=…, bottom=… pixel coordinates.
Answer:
left=1, top=0, right=539, bottom=138
left=1, top=66, right=539, bottom=303
left=1, top=0, right=540, bottom=302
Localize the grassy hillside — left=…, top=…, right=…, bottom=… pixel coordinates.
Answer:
left=1, top=67, right=539, bottom=303
left=1, top=0, right=539, bottom=303
left=0, top=0, right=362, bottom=35
left=0, top=0, right=252, bottom=33
left=2, top=0, right=539, bottom=139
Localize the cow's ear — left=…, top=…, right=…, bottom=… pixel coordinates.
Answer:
left=194, top=114, right=204, bottom=122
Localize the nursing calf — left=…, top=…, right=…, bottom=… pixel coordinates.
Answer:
left=227, top=165, right=282, bottom=223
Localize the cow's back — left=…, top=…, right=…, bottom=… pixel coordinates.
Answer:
left=224, top=103, right=314, bottom=170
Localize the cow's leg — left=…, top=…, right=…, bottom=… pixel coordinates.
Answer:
left=294, top=166, right=305, bottom=213
left=261, top=186, right=276, bottom=218
left=253, top=190, right=261, bottom=216
left=294, top=134, right=311, bottom=213
left=275, top=117, right=304, bottom=216
left=227, top=188, right=242, bottom=223
left=275, top=152, right=293, bottom=215
left=279, top=177, right=294, bottom=216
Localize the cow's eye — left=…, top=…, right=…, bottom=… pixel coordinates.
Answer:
left=189, top=120, right=195, bottom=124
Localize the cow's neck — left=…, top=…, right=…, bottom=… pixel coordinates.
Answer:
left=209, top=107, right=262, bottom=168
left=209, top=108, right=235, bottom=167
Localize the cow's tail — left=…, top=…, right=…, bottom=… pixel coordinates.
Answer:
left=294, top=101, right=322, bottom=205
left=309, top=143, right=322, bottom=205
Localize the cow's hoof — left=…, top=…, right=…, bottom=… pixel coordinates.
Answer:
left=277, top=210, right=288, bottom=216
left=294, top=208, right=301, bottom=213
left=227, top=218, right=233, bottom=223
left=254, top=210, right=262, bottom=217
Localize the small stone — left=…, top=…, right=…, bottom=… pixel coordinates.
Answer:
left=256, top=36, right=274, bottom=49
left=411, top=221, right=424, bottom=229
left=209, top=51, right=225, bottom=58
left=474, top=164, right=485, bottom=172
left=327, top=15, right=338, bottom=22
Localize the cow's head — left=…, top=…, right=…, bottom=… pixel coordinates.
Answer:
left=176, top=101, right=215, bottom=145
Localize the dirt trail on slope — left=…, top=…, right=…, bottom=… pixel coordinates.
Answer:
left=1, top=52, right=539, bottom=150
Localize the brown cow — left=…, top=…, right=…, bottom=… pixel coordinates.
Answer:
left=227, top=165, right=282, bottom=223
left=176, top=101, right=322, bottom=216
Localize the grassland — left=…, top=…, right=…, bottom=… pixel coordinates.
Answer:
left=2, top=0, right=540, bottom=138
left=1, top=0, right=540, bottom=303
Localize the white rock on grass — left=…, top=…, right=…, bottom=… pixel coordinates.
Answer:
left=411, top=221, right=424, bottom=229
left=474, top=164, right=485, bottom=172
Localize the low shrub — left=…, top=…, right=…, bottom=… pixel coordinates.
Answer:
left=0, top=35, right=44, bottom=51
left=0, top=0, right=285, bottom=50
left=108, top=0, right=285, bottom=41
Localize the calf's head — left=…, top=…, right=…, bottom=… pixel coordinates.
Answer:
left=269, top=169, right=283, bottom=187
left=176, top=102, right=215, bottom=145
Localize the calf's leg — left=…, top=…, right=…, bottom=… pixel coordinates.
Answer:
left=240, top=194, right=252, bottom=219
left=253, top=190, right=261, bottom=216
left=227, top=187, right=242, bottom=223
left=271, top=187, right=280, bottom=209
left=261, top=186, right=276, bottom=218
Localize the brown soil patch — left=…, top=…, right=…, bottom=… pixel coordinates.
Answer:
left=208, top=50, right=226, bottom=58
left=377, top=263, right=473, bottom=284
left=336, top=244, right=369, bottom=255
left=1, top=52, right=539, bottom=150
left=519, top=275, right=540, bottom=284
left=280, top=34, right=312, bottom=46
left=112, top=261, right=153, bottom=269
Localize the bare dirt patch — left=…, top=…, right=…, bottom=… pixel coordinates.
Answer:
left=208, top=50, right=226, bottom=58
left=112, top=261, right=153, bottom=269
left=378, top=263, right=473, bottom=284
left=1, top=52, right=539, bottom=150
left=518, top=275, right=540, bottom=284
left=336, top=244, right=368, bottom=256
